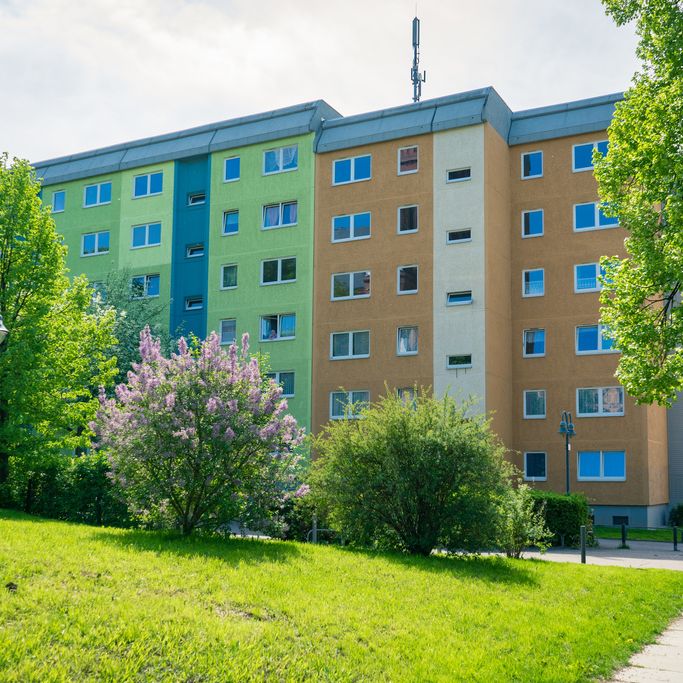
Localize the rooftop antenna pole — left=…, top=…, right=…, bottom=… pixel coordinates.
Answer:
left=411, top=16, right=426, bottom=103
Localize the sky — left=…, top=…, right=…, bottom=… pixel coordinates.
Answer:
left=0, top=0, right=639, bottom=163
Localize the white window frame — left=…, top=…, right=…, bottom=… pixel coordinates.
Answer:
left=446, top=168, right=471, bottom=183
left=131, top=222, right=161, bottom=249
left=574, top=263, right=602, bottom=293
left=260, top=257, right=297, bottom=286
left=331, top=271, right=371, bottom=301
left=524, top=452, right=548, bottom=482
left=397, top=204, right=419, bottom=234
left=523, top=389, right=547, bottom=419
left=223, top=156, right=240, bottom=183
left=397, top=265, right=418, bottom=295
left=446, top=291, right=473, bottom=306
left=573, top=202, right=620, bottom=232
left=572, top=140, right=608, bottom=173
left=266, top=371, right=295, bottom=398
left=521, top=150, right=543, bottom=180
left=187, top=192, right=206, bottom=206
left=83, top=181, right=112, bottom=208
left=260, top=313, right=296, bottom=342
left=332, top=154, right=372, bottom=186
left=575, top=324, right=617, bottom=355
left=330, top=330, right=370, bottom=360
left=130, top=274, right=160, bottom=299
left=396, top=326, right=418, bottom=356
left=220, top=264, right=238, bottom=290
left=577, top=450, right=626, bottom=482
left=185, top=296, right=203, bottom=311
left=51, top=190, right=65, bottom=213
left=186, top=244, right=204, bottom=258
left=262, top=144, right=298, bottom=175
left=522, top=209, right=544, bottom=239
left=262, top=201, right=298, bottom=230
left=397, top=145, right=419, bottom=175
left=132, top=172, right=163, bottom=199
left=329, top=390, right=370, bottom=420
left=523, top=328, right=546, bottom=358
left=446, top=229, right=472, bottom=244
left=522, top=268, right=545, bottom=298
left=331, top=212, right=372, bottom=243
left=222, top=209, right=239, bottom=235
left=576, top=386, right=625, bottom=417
left=447, top=354, right=473, bottom=369
left=81, top=230, right=110, bottom=257
left=219, top=318, right=237, bottom=345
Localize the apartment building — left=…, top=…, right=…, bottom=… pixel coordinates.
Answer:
left=34, top=88, right=677, bottom=524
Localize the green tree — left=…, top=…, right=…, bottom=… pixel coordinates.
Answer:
left=0, top=154, right=117, bottom=484
left=595, top=0, right=683, bottom=405
left=311, top=389, right=511, bottom=556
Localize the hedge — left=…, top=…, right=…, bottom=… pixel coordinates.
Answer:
left=529, top=490, right=591, bottom=546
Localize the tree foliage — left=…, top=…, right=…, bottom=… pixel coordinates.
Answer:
left=311, top=390, right=511, bottom=555
left=0, top=154, right=117, bottom=482
left=596, top=0, right=683, bottom=404
left=94, top=328, right=304, bottom=534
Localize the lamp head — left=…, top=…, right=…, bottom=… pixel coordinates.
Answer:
left=559, top=419, right=567, bottom=435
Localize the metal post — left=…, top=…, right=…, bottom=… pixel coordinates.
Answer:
left=312, top=513, right=318, bottom=544
left=580, top=525, right=586, bottom=564
left=565, top=432, right=570, bottom=495
left=674, top=526, right=679, bottom=552
left=621, top=523, right=627, bottom=547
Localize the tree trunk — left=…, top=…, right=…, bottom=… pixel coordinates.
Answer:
left=0, top=403, right=9, bottom=485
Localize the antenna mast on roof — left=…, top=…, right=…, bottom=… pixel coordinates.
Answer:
left=411, top=16, right=426, bottom=103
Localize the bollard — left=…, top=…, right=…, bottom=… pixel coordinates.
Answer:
left=621, top=523, right=627, bottom=547
left=674, top=526, right=679, bottom=552
left=580, top=525, right=586, bottom=564
left=312, top=513, right=318, bottom=544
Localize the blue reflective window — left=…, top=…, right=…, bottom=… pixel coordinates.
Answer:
left=223, top=210, right=239, bottom=235
left=579, top=451, right=601, bottom=478
left=146, top=275, right=160, bottom=297
left=603, top=451, right=625, bottom=478
left=522, top=151, right=543, bottom=178
left=355, top=155, right=371, bottom=180
left=264, top=150, right=279, bottom=174
left=575, top=264, right=598, bottom=291
left=150, top=172, right=163, bottom=195
left=52, top=191, right=65, bottom=213
left=100, top=182, right=112, bottom=204
left=599, top=206, right=619, bottom=227
left=82, top=233, right=96, bottom=255
left=84, top=185, right=98, bottom=207
left=224, top=157, right=240, bottom=181
left=333, top=215, right=351, bottom=241
left=523, top=328, right=545, bottom=356
left=99, top=231, right=110, bottom=252
left=597, top=140, right=609, bottom=157
left=577, top=325, right=598, bottom=352
left=601, top=326, right=615, bottom=351
left=333, top=159, right=351, bottom=184
left=354, top=212, right=371, bottom=237
left=134, top=175, right=147, bottom=197
left=573, top=144, right=594, bottom=170
left=523, top=210, right=543, bottom=237
left=575, top=203, right=596, bottom=230
left=132, top=226, right=146, bottom=248
left=523, top=269, right=544, bottom=296
left=282, top=145, right=298, bottom=170
left=148, top=222, right=161, bottom=245
left=281, top=201, right=297, bottom=225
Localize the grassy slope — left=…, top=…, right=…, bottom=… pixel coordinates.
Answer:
left=1, top=511, right=682, bottom=682
left=594, top=525, right=678, bottom=543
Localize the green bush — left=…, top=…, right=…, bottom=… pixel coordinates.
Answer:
left=670, top=503, right=683, bottom=527
left=529, top=490, right=590, bottom=546
left=311, top=389, right=511, bottom=556
left=498, top=484, right=552, bottom=558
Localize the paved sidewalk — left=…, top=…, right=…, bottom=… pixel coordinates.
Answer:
left=610, top=616, right=683, bottom=682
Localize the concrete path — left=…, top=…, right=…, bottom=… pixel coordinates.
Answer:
left=610, top=616, right=683, bottom=682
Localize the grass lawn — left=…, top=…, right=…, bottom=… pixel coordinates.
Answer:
left=1, top=511, right=682, bottom=682
left=594, top=525, right=678, bottom=543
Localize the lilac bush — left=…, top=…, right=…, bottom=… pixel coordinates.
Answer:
left=93, top=327, right=305, bottom=534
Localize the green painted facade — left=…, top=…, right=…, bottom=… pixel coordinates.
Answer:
left=208, top=134, right=315, bottom=432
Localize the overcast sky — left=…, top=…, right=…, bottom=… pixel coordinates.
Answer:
left=0, top=0, right=639, bottom=163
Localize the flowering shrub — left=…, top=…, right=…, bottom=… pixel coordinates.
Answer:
left=94, top=327, right=304, bottom=534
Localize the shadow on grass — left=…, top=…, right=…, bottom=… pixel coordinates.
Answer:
left=90, top=526, right=301, bottom=568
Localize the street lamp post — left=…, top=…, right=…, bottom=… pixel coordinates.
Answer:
left=558, top=410, right=576, bottom=495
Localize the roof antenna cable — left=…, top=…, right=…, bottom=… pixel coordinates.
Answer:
left=411, top=16, right=426, bottom=103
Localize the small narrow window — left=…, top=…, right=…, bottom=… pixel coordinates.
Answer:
left=447, top=354, right=472, bottom=369
left=447, top=291, right=472, bottom=306
left=522, top=210, right=544, bottom=238
left=52, top=190, right=65, bottom=213
left=186, top=244, right=204, bottom=258
left=397, top=326, right=418, bottom=356
left=223, top=210, right=239, bottom=235
left=188, top=192, right=206, bottom=206
left=447, top=229, right=472, bottom=244
left=447, top=168, right=471, bottom=183
left=224, top=157, right=240, bottom=182
left=185, top=296, right=203, bottom=311
left=398, top=146, right=418, bottom=174
left=221, top=264, right=238, bottom=289
left=521, top=151, right=543, bottom=179
left=397, top=266, right=418, bottom=294
left=220, top=319, right=236, bottom=345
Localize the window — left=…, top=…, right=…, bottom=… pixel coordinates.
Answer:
left=523, top=329, right=545, bottom=357
left=577, top=387, right=624, bottom=417
left=397, top=205, right=418, bottom=233
left=573, top=140, right=609, bottom=172
left=224, top=157, right=240, bottom=182
left=332, top=212, right=371, bottom=242
left=397, top=326, right=418, bottom=356
left=266, top=371, right=295, bottom=398
left=263, top=201, right=298, bottom=229
left=330, top=330, right=370, bottom=360
left=185, top=296, right=203, bottom=311
left=447, top=291, right=472, bottom=306
left=52, top=190, right=65, bottom=213
left=330, top=390, right=370, bottom=419
left=397, top=265, right=418, bottom=294
left=188, top=192, right=205, bottom=206
left=223, top=210, right=239, bottom=235
left=447, top=229, right=472, bottom=244
left=576, top=324, right=615, bottom=354
left=447, top=168, right=471, bottom=183
left=524, top=452, right=547, bottom=481
left=522, top=210, right=544, bottom=238
left=575, top=263, right=605, bottom=292
left=524, top=390, right=546, bottom=419
left=398, top=145, right=418, bottom=174
left=578, top=450, right=625, bottom=481
left=221, top=264, right=238, bottom=289
left=133, top=172, right=163, bottom=198
left=131, top=274, right=160, bottom=299
left=397, top=387, right=416, bottom=406
left=220, top=319, right=236, bottom=345
left=332, top=271, right=370, bottom=300
left=83, top=181, right=112, bottom=207
left=131, top=222, right=161, bottom=248
left=447, top=354, right=472, bottom=369
left=261, top=257, right=296, bottom=285
left=522, top=269, right=544, bottom=297
left=263, top=144, right=298, bottom=174
left=186, top=244, right=204, bottom=258
left=260, top=313, right=295, bottom=341
left=333, top=155, right=371, bottom=185
left=521, top=151, right=543, bottom=179
left=81, top=230, right=110, bottom=256
left=574, top=202, right=619, bottom=230
left=90, top=281, right=106, bottom=303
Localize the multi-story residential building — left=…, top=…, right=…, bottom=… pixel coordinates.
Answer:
left=34, top=88, right=680, bottom=525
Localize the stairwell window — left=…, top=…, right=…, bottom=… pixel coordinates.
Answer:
left=447, top=354, right=472, bottom=369
left=447, top=168, right=471, bottom=183
left=185, top=296, right=203, bottom=311
left=447, top=291, right=472, bottom=306
left=447, top=229, right=472, bottom=244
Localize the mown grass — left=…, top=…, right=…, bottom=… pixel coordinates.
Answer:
left=1, top=510, right=682, bottom=682
left=594, top=525, right=678, bottom=543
